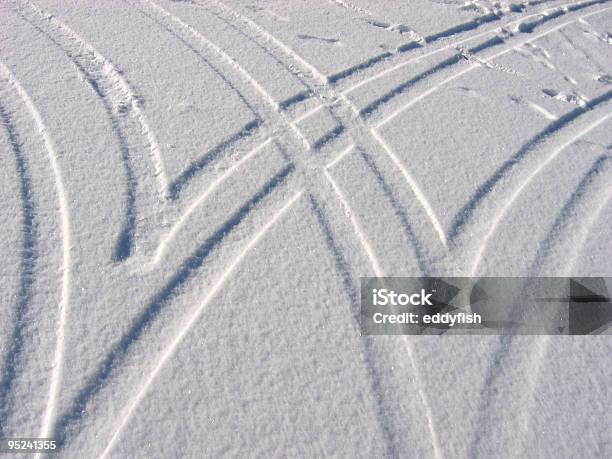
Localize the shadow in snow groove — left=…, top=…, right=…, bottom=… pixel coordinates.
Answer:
left=359, top=33, right=506, bottom=119
left=424, top=12, right=500, bottom=43
left=450, top=90, right=612, bottom=242
left=311, top=124, right=345, bottom=150
left=468, top=334, right=512, bottom=458
left=360, top=54, right=463, bottom=118
left=131, top=4, right=265, bottom=200
left=308, top=194, right=400, bottom=458
left=357, top=148, right=430, bottom=275
left=327, top=51, right=393, bottom=84
left=531, top=154, right=611, bottom=273
left=167, top=119, right=261, bottom=199
left=15, top=11, right=138, bottom=262
left=470, top=155, right=611, bottom=457
left=0, top=101, right=37, bottom=438
left=52, top=164, right=294, bottom=445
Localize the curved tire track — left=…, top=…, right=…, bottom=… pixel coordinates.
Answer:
left=0, top=59, right=72, bottom=442
left=0, top=100, right=36, bottom=438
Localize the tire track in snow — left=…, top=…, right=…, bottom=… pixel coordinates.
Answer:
left=451, top=89, right=612, bottom=244
left=307, top=193, right=399, bottom=458
left=131, top=2, right=384, bottom=402
left=207, top=5, right=447, bottom=454
left=337, top=105, right=451, bottom=250
left=468, top=101, right=612, bottom=453
left=14, top=11, right=307, bottom=442
left=116, top=4, right=612, bottom=452
left=178, top=0, right=347, bottom=151
left=134, top=0, right=352, bottom=260
left=226, top=0, right=545, bottom=85
left=139, top=7, right=439, bottom=451
left=8, top=0, right=608, bottom=456
left=0, top=100, right=37, bottom=438
left=53, top=165, right=295, bottom=446
left=469, top=110, right=612, bottom=276
left=142, top=0, right=281, bottom=110
left=137, top=0, right=323, bottom=154
left=98, top=190, right=304, bottom=459
left=43, top=2, right=370, bottom=450
left=35, top=4, right=303, bottom=429
left=8, top=7, right=311, bottom=448
left=356, top=147, right=431, bottom=275
left=324, top=146, right=385, bottom=277
left=469, top=155, right=612, bottom=457
left=205, top=0, right=478, bottom=249
left=342, top=30, right=500, bottom=101
left=161, top=0, right=313, bottom=109
left=127, top=0, right=312, bottom=264
left=152, top=138, right=274, bottom=264
left=0, top=60, right=72, bottom=442
left=122, top=0, right=265, bottom=202
left=365, top=5, right=612, bottom=251
left=119, top=7, right=430, bottom=444
left=325, top=0, right=573, bottom=88
left=24, top=0, right=169, bottom=198
left=353, top=51, right=470, bottom=119
left=373, top=2, right=612, bottom=130
left=5, top=0, right=596, bottom=456
left=530, top=154, right=612, bottom=275
left=207, top=0, right=448, bottom=253
left=176, top=0, right=346, bottom=153
left=219, top=5, right=608, bottom=455
left=12, top=5, right=142, bottom=262
left=165, top=119, right=262, bottom=199
left=335, top=0, right=572, bottom=98
left=210, top=0, right=329, bottom=84
left=139, top=0, right=311, bottom=116
left=369, top=130, right=448, bottom=247
left=149, top=0, right=609, bottom=256
left=325, top=147, right=443, bottom=458
left=134, top=0, right=323, bottom=203
left=514, top=156, right=612, bottom=454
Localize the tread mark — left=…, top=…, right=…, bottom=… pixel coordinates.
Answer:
left=470, top=110, right=612, bottom=275
left=0, top=100, right=37, bottom=437
left=324, top=146, right=384, bottom=276
left=370, top=130, right=448, bottom=247
left=308, top=193, right=400, bottom=458
left=25, top=0, right=169, bottom=197
left=53, top=165, right=294, bottom=445
left=13, top=7, right=139, bottom=262
left=347, top=1, right=612, bottom=120
left=143, top=0, right=281, bottom=110
left=0, top=60, right=72, bottom=441
left=99, top=190, right=304, bottom=458
left=152, top=138, right=273, bottom=264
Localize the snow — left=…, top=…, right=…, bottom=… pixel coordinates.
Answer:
left=1, top=0, right=611, bottom=457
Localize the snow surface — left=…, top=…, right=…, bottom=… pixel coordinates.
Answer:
left=1, top=0, right=611, bottom=457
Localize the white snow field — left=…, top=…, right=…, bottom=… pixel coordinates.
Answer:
left=1, top=0, right=611, bottom=457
